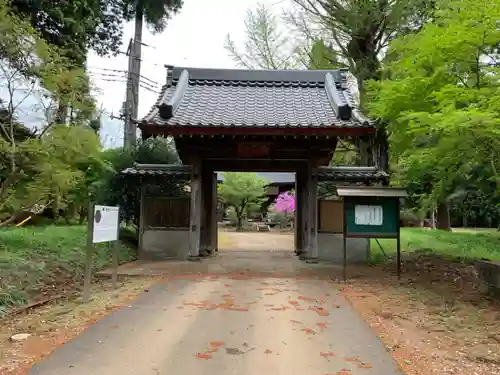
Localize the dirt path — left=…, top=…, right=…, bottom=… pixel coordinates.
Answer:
left=5, top=232, right=498, bottom=375
left=218, top=231, right=294, bottom=252
left=29, top=276, right=402, bottom=375
left=25, top=233, right=402, bottom=374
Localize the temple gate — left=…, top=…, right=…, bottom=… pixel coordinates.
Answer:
left=122, top=66, right=389, bottom=263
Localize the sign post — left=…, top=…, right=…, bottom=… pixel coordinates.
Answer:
left=83, top=204, right=120, bottom=303
left=336, top=187, right=407, bottom=281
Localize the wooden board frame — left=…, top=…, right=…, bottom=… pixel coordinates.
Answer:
left=341, top=197, right=402, bottom=282
left=83, top=203, right=121, bottom=304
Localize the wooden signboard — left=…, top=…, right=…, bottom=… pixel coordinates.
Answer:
left=236, top=142, right=271, bottom=158
left=335, top=187, right=407, bottom=282
left=83, top=204, right=121, bottom=304
left=318, top=200, right=343, bottom=233
left=344, top=197, right=399, bottom=238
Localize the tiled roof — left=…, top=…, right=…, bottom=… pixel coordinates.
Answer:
left=122, top=164, right=388, bottom=182
left=140, top=66, right=373, bottom=130
left=314, top=167, right=389, bottom=182
left=216, top=172, right=296, bottom=184
left=336, top=186, right=406, bottom=198
left=122, top=164, right=191, bottom=176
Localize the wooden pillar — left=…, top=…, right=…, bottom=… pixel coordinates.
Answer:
left=305, top=161, right=318, bottom=262
left=298, top=168, right=309, bottom=260
left=138, top=185, right=145, bottom=260
left=295, top=169, right=307, bottom=256
left=211, top=172, right=218, bottom=252
left=200, top=166, right=212, bottom=256
left=294, top=176, right=298, bottom=253
left=188, top=156, right=202, bottom=260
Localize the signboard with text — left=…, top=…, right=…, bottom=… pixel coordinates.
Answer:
left=92, top=205, right=120, bottom=243
left=344, top=198, right=398, bottom=238
left=336, top=186, right=406, bottom=281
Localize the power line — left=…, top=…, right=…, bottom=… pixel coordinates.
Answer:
left=88, top=71, right=161, bottom=90
left=87, top=66, right=161, bottom=87
left=89, top=73, right=161, bottom=91
left=90, top=76, right=161, bottom=94
left=139, top=40, right=157, bottom=50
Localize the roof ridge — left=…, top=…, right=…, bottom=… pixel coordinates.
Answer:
left=169, top=66, right=347, bottom=84
left=177, top=79, right=326, bottom=88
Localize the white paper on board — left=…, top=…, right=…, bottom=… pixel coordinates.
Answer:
left=354, top=205, right=383, bottom=226
left=93, top=205, right=119, bottom=243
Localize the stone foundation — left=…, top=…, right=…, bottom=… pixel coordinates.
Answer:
left=476, top=260, right=500, bottom=297
left=317, top=232, right=370, bottom=264
left=140, top=229, right=190, bottom=260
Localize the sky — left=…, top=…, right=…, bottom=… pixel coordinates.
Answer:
left=89, top=0, right=284, bottom=148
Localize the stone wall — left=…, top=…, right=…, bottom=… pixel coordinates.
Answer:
left=140, top=229, right=190, bottom=260
left=317, top=232, right=370, bottom=264
left=476, top=260, right=500, bottom=297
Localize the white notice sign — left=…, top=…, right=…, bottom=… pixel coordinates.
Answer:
left=92, top=205, right=119, bottom=243
left=354, top=205, right=383, bottom=226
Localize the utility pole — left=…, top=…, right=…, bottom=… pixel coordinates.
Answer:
left=123, top=39, right=134, bottom=149
left=123, top=5, right=144, bottom=149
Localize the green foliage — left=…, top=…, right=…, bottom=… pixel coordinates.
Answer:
left=367, top=0, right=500, bottom=216
left=122, top=0, right=183, bottom=33
left=0, top=0, right=96, bottom=122
left=0, top=125, right=104, bottom=218
left=97, top=137, right=183, bottom=228
left=225, top=3, right=303, bottom=69
left=267, top=210, right=293, bottom=229
left=292, top=0, right=435, bottom=86
left=0, top=225, right=136, bottom=314
left=218, top=173, right=268, bottom=230
left=0, top=0, right=103, bottom=223
left=309, top=40, right=341, bottom=70
left=8, top=0, right=184, bottom=66
left=9, top=0, right=126, bottom=63
left=371, top=228, right=500, bottom=263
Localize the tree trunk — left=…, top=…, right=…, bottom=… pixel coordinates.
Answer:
left=0, top=214, right=18, bottom=227
left=356, top=136, right=373, bottom=166
left=56, top=102, right=67, bottom=124
left=436, top=202, right=451, bottom=231
left=375, top=126, right=389, bottom=172
left=0, top=170, right=18, bottom=203
left=78, top=207, right=86, bottom=224
left=351, top=43, right=388, bottom=172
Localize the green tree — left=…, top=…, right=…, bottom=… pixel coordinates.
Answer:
left=289, top=0, right=436, bottom=169
left=225, top=3, right=303, bottom=69
left=227, top=1, right=435, bottom=169
left=121, top=0, right=183, bottom=33
left=8, top=0, right=123, bottom=122
left=9, top=0, right=126, bottom=63
left=0, top=0, right=97, bottom=126
left=0, top=1, right=100, bottom=224
left=290, top=0, right=435, bottom=92
left=309, top=40, right=341, bottom=70
left=9, top=0, right=184, bottom=125
left=97, top=137, right=182, bottom=230
left=367, top=0, right=500, bottom=229
left=218, top=173, right=268, bottom=230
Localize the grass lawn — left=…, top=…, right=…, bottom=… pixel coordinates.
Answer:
left=0, top=225, right=135, bottom=314
left=371, top=227, right=500, bottom=262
